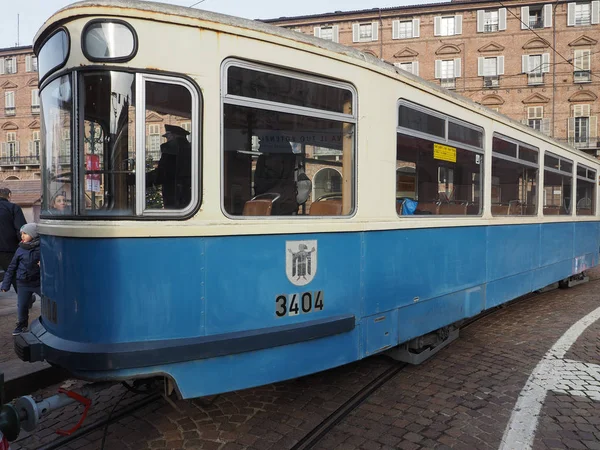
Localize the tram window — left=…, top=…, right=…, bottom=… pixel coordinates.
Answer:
left=396, top=133, right=482, bottom=216
left=41, top=75, right=73, bottom=215
left=491, top=135, right=538, bottom=216
left=38, top=29, right=69, bottom=81
left=79, top=72, right=136, bottom=215
left=448, top=121, right=483, bottom=148
left=144, top=82, right=192, bottom=211
left=398, top=105, right=445, bottom=138
left=543, top=153, right=573, bottom=215
left=82, top=21, right=136, bottom=61
left=227, top=66, right=353, bottom=114
left=223, top=104, right=354, bottom=216
left=576, top=164, right=596, bottom=215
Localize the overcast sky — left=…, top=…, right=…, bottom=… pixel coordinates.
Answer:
left=0, top=0, right=444, bottom=49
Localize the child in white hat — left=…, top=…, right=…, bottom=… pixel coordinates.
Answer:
left=1, top=223, right=40, bottom=335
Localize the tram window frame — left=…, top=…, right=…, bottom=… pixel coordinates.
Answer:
left=543, top=152, right=573, bottom=216
left=575, top=163, right=596, bottom=215
left=81, top=19, right=138, bottom=63
left=36, top=28, right=70, bottom=84
left=396, top=100, right=484, bottom=217
left=491, top=134, right=539, bottom=216
left=221, top=59, right=357, bottom=219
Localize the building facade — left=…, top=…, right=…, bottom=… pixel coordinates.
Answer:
left=264, top=0, right=600, bottom=157
left=0, top=45, right=40, bottom=182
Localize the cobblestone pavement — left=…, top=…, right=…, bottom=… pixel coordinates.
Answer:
left=6, top=267, right=600, bottom=450
left=0, top=290, right=40, bottom=364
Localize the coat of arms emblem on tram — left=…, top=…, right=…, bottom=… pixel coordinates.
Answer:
left=286, top=240, right=317, bottom=286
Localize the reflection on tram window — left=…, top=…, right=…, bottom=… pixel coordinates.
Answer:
left=41, top=75, right=72, bottom=215
left=80, top=72, right=135, bottom=215
left=576, top=164, right=596, bottom=216
left=145, top=82, right=192, bottom=210
left=223, top=104, right=354, bottom=216
left=491, top=135, right=538, bottom=216
left=543, top=152, right=572, bottom=215
left=395, top=133, right=483, bottom=216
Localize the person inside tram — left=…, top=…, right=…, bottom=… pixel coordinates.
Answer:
left=50, top=193, right=68, bottom=214
left=146, top=124, right=192, bottom=209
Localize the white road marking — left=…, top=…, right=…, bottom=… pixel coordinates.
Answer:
left=499, top=305, right=600, bottom=450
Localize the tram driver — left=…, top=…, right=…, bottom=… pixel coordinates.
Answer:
left=146, top=124, right=192, bottom=209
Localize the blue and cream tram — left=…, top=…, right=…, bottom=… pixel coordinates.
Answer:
left=16, top=0, right=600, bottom=399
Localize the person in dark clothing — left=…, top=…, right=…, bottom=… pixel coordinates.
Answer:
left=146, top=124, right=192, bottom=209
left=254, top=152, right=298, bottom=215
left=1, top=223, right=40, bottom=335
left=0, top=188, right=27, bottom=293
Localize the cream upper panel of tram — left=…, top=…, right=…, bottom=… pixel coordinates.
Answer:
left=36, top=8, right=600, bottom=238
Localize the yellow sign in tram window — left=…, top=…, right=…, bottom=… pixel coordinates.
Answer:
left=433, top=143, right=457, bottom=163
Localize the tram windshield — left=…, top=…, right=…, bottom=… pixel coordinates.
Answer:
left=40, top=70, right=196, bottom=217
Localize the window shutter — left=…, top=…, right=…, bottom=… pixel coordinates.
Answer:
left=15, top=141, right=19, bottom=157
left=497, top=56, right=505, bottom=75
left=478, top=57, right=484, bottom=76
left=413, top=61, right=419, bottom=76
left=567, top=3, right=576, bottom=26
left=455, top=15, right=462, bottom=34
left=593, top=1, right=600, bottom=24
left=568, top=117, right=575, bottom=140
left=413, top=19, right=420, bottom=38
left=522, top=55, right=529, bottom=73
left=521, top=6, right=529, bottom=29
left=434, top=16, right=441, bottom=36
left=590, top=116, right=597, bottom=139
left=435, top=60, right=442, bottom=79
left=574, top=104, right=590, bottom=117
left=26, top=55, right=31, bottom=72
left=371, top=22, right=379, bottom=41
left=477, top=10, right=484, bottom=32
left=392, top=20, right=400, bottom=39
left=28, top=141, right=32, bottom=155
left=0, top=59, right=4, bottom=75
left=542, top=53, right=550, bottom=73
left=584, top=50, right=591, bottom=70
left=454, top=58, right=461, bottom=78
left=313, top=27, right=321, bottom=37
left=499, top=8, right=507, bottom=30
left=11, top=57, right=16, bottom=73
left=352, top=23, right=359, bottom=42
left=1, top=143, right=5, bottom=157
left=541, top=118, right=551, bottom=136
left=332, top=25, right=339, bottom=43
left=543, top=4, right=553, bottom=27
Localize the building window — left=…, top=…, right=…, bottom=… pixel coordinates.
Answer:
left=31, top=89, right=40, bottom=114
left=477, top=8, right=508, bottom=32
left=4, top=91, right=15, bottom=116
left=522, top=5, right=553, bottom=28
left=2, top=57, right=17, bottom=75
left=574, top=49, right=591, bottom=82
left=30, top=131, right=41, bottom=163
left=485, top=10, right=499, bottom=31
left=26, top=55, right=38, bottom=73
left=394, top=61, right=419, bottom=76
left=525, top=106, right=550, bottom=135
left=478, top=56, right=504, bottom=87
left=522, top=53, right=550, bottom=85
left=2, top=132, right=19, bottom=164
left=567, top=1, right=600, bottom=26
left=392, top=19, right=420, bottom=39
left=352, top=22, right=378, bottom=42
left=314, top=25, right=339, bottom=43
left=435, top=58, right=460, bottom=89
left=435, top=15, right=462, bottom=36
left=147, top=124, right=161, bottom=161
left=569, top=104, right=597, bottom=148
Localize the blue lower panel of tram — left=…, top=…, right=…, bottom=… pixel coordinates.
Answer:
left=22, top=221, right=599, bottom=398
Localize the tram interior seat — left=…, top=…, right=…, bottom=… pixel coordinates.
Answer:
left=438, top=203, right=467, bottom=215
left=577, top=208, right=592, bottom=215
left=543, top=206, right=561, bottom=215
left=309, top=199, right=343, bottom=216
left=415, top=201, right=439, bottom=215
left=243, top=199, right=273, bottom=216
left=491, top=204, right=509, bottom=215
left=524, top=204, right=537, bottom=215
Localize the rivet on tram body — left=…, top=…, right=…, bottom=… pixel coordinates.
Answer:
left=413, top=296, right=419, bottom=303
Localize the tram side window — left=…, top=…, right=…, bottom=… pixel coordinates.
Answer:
left=223, top=63, right=355, bottom=217
left=543, top=153, right=573, bottom=215
left=491, top=135, right=538, bottom=216
left=576, top=164, right=596, bottom=215
left=396, top=133, right=482, bottom=215
left=41, top=75, right=73, bottom=215
left=79, top=72, right=136, bottom=215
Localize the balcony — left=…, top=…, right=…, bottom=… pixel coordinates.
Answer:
left=0, top=156, right=41, bottom=167
left=528, top=18, right=544, bottom=29
left=574, top=70, right=591, bottom=83
left=566, top=137, right=598, bottom=149
left=440, top=77, right=456, bottom=89
left=31, top=105, right=40, bottom=115
left=483, top=76, right=499, bottom=88
left=484, top=23, right=499, bottom=32
left=5, top=107, right=15, bottom=116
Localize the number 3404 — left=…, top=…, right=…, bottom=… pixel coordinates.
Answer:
left=275, top=291, right=324, bottom=317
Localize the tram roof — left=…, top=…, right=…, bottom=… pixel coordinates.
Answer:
left=36, top=0, right=599, bottom=164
